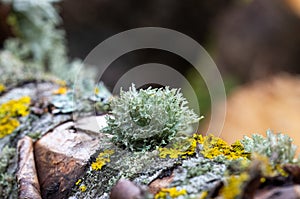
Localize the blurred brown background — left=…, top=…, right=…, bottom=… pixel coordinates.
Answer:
left=2, top=0, right=300, bottom=146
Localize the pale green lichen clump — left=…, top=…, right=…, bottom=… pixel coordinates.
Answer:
left=103, top=85, right=201, bottom=151
left=0, top=146, right=17, bottom=198
left=241, top=130, right=297, bottom=165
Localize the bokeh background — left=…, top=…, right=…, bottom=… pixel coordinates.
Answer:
left=1, top=0, right=300, bottom=144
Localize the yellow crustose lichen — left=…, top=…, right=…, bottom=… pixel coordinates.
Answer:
left=0, top=84, right=6, bottom=93
left=91, top=150, right=114, bottom=171
left=75, top=179, right=82, bottom=186
left=0, top=96, right=31, bottom=138
left=251, top=153, right=288, bottom=177
left=159, top=134, right=249, bottom=160
left=220, top=172, right=249, bottom=199
left=79, top=185, right=87, bottom=192
left=201, top=135, right=249, bottom=160
left=199, top=191, right=208, bottom=199
left=53, top=87, right=67, bottom=95
left=94, top=87, right=100, bottom=94
left=158, top=134, right=203, bottom=159
left=155, top=187, right=187, bottom=199
left=75, top=179, right=87, bottom=192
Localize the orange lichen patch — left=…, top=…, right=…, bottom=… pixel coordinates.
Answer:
left=91, top=150, right=114, bottom=171
left=53, top=87, right=67, bottom=95
left=0, top=96, right=31, bottom=138
left=155, top=187, right=187, bottom=199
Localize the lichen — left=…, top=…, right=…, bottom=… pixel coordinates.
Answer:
left=79, top=185, right=87, bottom=192
left=201, top=135, right=249, bottom=160
left=0, top=173, right=16, bottom=198
left=158, top=134, right=249, bottom=162
left=91, top=150, right=114, bottom=171
left=0, top=84, right=6, bottom=93
left=0, top=96, right=31, bottom=138
left=53, top=87, right=68, bottom=95
left=51, top=92, right=76, bottom=114
left=0, top=146, right=16, bottom=175
left=69, top=139, right=179, bottom=198
left=75, top=179, right=82, bottom=186
left=198, top=191, right=208, bottom=199
left=70, top=130, right=300, bottom=199
left=0, top=146, right=17, bottom=198
left=103, top=84, right=201, bottom=151
left=3, top=0, right=73, bottom=81
left=169, top=157, right=227, bottom=196
left=241, top=130, right=297, bottom=165
left=0, top=0, right=96, bottom=93
left=158, top=134, right=203, bottom=159
left=90, top=83, right=112, bottom=113
left=155, top=187, right=187, bottom=199
left=220, top=172, right=249, bottom=199
left=250, top=153, right=288, bottom=177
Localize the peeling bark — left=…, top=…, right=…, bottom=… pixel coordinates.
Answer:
left=17, top=136, right=42, bottom=199
left=34, top=121, right=101, bottom=199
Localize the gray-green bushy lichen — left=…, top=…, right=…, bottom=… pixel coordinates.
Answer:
left=0, top=0, right=96, bottom=93
left=0, top=146, right=17, bottom=198
left=2, top=0, right=91, bottom=85
left=103, top=85, right=201, bottom=151
left=241, top=130, right=297, bottom=165
left=169, top=157, right=226, bottom=197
